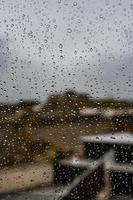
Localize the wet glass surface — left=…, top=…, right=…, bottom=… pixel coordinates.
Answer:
left=0, top=0, right=133, bottom=199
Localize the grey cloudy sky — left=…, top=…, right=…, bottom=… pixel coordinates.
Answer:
left=0, top=0, right=133, bottom=102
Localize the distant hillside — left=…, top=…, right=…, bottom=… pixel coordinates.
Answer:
left=45, top=90, right=133, bottom=112
left=0, top=90, right=132, bottom=114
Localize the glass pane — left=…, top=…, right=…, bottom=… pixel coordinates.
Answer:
left=0, top=0, right=132, bottom=200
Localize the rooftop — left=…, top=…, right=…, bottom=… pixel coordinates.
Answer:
left=81, top=132, right=133, bottom=144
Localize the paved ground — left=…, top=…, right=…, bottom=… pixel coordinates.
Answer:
left=0, top=163, right=53, bottom=194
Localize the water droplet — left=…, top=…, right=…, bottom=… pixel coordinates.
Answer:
left=59, top=44, right=63, bottom=48
left=73, top=2, right=77, bottom=6
left=67, top=28, right=72, bottom=33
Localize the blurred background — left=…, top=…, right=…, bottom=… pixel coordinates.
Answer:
left=0, top=0, right=133, bottom=199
